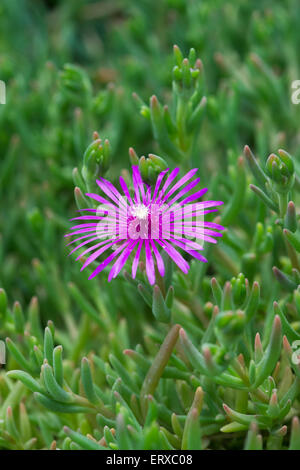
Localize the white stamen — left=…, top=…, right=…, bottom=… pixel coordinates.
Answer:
left=131, top=204, right=149, bottom=220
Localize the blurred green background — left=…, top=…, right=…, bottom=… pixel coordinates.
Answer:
left=1, top=0, right=300, bottom=451
left=1, top=0, right=300, bottom=320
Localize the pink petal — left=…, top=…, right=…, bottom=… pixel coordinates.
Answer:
left=180, top=188, right=209, bottom=205
left=81, top=239, right=123, bottom=270
left=68, top=236, right=108, bottom=256
left=76, top=238, right=117, bottom=260
left=132, top=166, right=145, bottom=203
left=144, top=240, right=155, bottom=285
left=108, top=241, right=138, bottom=281
left=119, top=176, right=134, bottom=205
left=85, top=193, right=117, bottom=208
left=132, top=240, right=143, bottom=279
left=88, top=241, right=130, bottom=279
left=161, top=168, right=199, bottom=203
left=152, top=168, right=169, bottom=201
left=156, top=239, right=189, bottom=274
left=155, top=167, right=180, bottom=203
left=150, top=240, right=165, bottom=277
left=166, top=178, right=203, bottom=206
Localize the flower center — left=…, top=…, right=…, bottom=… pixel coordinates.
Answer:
left=131, top=204, right=149, bottom=220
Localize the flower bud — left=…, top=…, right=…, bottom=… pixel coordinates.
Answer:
left=172, top=56, right=202, bottom=92
left=265, top=150, right=295, bottom=193
left=138, top=154, right=168, bottom=185
left=231, top=273, right=247, bottom=306
left=81, top=137, right=111, bottom=191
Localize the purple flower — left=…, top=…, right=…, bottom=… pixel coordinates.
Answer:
left=66, top=166, right=224, bottom=285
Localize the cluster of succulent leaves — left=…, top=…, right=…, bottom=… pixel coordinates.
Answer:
left=2, top=0, right=300, bottom=450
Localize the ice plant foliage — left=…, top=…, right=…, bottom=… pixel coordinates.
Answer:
left=66, top=166, right=224, bottom=284
left=3, top=4, right=300, bottom=450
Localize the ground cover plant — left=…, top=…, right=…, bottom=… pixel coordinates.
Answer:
left=1, top=0, right=300, bottom=450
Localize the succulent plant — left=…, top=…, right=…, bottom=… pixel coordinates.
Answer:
left=1, top=0, right=300, bottom=452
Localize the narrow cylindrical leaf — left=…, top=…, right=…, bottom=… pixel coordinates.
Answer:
left=289, top=417, right=300, bottom=450
left=273, top=301, right=300, bottom=342
left=182, top=387, right=203, bottom=450
left=244, top=145, right=268, bottom=189
left=250, top=184, right=278, bottom=212
left=42, top=363, right=71, bottom=403
left=273, top=266, right=298, bottom=292
left=141, top=324, right=181, bottom=416
left=244, top=422, right=263, bottom=450
left=152, top=285, right=171, bottom=323
left=283, top=228, right=300, bottom=252
left=284, top=201, right=297, bottom=232
left=245, top=281, right=260, bottom=322
left=6, top=370, right=43, bottom=394
left=44, top=327, right=54, bottom=366
left=81, top=357, right=100, bottom=404
left=0, top=288, right=8, bottom=316
left=34, top=393, right=93, bottom=414
left=28, top=297, right=43, bottom=343
left=19, top=402, right=31, bottom=443
left=254, top=315, right=282, bottom=387
left=53, top=346, right=64, bottom=387
left=211, top=277, right=222, bottom=306
left=6, top=338, right=33, bottom=374
left=64, top=427, right=105, bottom=450
left=6, top=406, right=19, bottom=441
left=13, top=301, right=25, bottom=334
